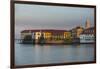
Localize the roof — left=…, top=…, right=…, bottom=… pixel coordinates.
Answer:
left=81, top=27, right=94, bottom=34
left=85, top=27, right=94, bottom=30
left=76, top=26, right=83, bottom=29
left=70, top=26, right=84, bottom=31
left=21, top=29, right=68, bottom=33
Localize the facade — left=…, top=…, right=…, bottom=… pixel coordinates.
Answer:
left=70, top=26, right=84, bottom=43
left=71, top=26, right=84, bottom=38
left=20, top=18, right=95, bottom=44
left=21, top=29, right=71, bottom=44
left=80, top=18, right=95, bottom=43
left=80, top=27, right=95, bottom=43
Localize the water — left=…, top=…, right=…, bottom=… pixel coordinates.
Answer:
left=15, top=41, right=95, bottom=65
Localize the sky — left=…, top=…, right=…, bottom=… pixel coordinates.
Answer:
left=15, top=3, right=94, bottom=39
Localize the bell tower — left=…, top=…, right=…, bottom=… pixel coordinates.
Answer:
left=85, top=18, right=90, bottom=29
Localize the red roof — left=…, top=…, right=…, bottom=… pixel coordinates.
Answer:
left=21, top=29, right=68, bottom=33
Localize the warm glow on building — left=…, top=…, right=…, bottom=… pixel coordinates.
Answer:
left=35, top=32, right=41, bottom=40
left=43, top=32, right=52, bottom=40
left=64, top=32, right=71, bottom=39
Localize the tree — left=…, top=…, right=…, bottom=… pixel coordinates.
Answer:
left=22, top=35, right=33, bottom=44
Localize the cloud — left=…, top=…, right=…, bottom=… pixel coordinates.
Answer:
left=15, top=4, right=94, bottom=38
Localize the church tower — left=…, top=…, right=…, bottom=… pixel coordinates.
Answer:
left=85, top=18, right=91, bottom=29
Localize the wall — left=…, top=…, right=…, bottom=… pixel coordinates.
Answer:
left=0, top=0, right=100, bottom=69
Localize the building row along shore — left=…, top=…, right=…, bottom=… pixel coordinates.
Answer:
left=20, top=18, right=95, bottom=44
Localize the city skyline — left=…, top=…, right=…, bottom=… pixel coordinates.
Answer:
left=15, top=4, right=94, bottom=39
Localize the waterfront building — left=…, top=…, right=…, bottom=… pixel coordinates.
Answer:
left=70, top=26, right=84, bottom=43
left=80, top=27, right=95, bottom=43
left=21, top=30, right=32, bottom=40
left=21, top=29, right=71, bottom=44
left=71, top=26, right=84, bottom=38
left=80, top=18, right=95, bottom=43
left=20, top=18, right=94, bottom=44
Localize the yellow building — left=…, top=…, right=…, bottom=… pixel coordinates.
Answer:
left=43, top=32, right=52, bottom=40
left=21, top=29, right=72, bottom=44
left=35, top=32, right=41, bottom=40
left=64, top=32, right=71, bottom=39
left=21, top=30, right=71, bottom=40
left=71, top=26, right=84, bottom=38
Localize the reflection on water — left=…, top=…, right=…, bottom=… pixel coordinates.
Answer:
left=15, top=41, right=95, bottom=65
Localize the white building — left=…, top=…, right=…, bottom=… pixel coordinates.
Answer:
left=80, top=27, right=95, bottom=43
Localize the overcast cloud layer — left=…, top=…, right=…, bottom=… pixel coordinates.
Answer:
left=15, top=4, right=94, bottom=39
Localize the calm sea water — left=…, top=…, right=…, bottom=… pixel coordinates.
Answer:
left=15, top=41, right=95, bottom=65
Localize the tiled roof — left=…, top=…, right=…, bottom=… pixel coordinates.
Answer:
left=21, top=29, right=68, bottom=33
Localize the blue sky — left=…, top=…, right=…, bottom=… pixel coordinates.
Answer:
left=15, top=4, right=94, bottom=38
